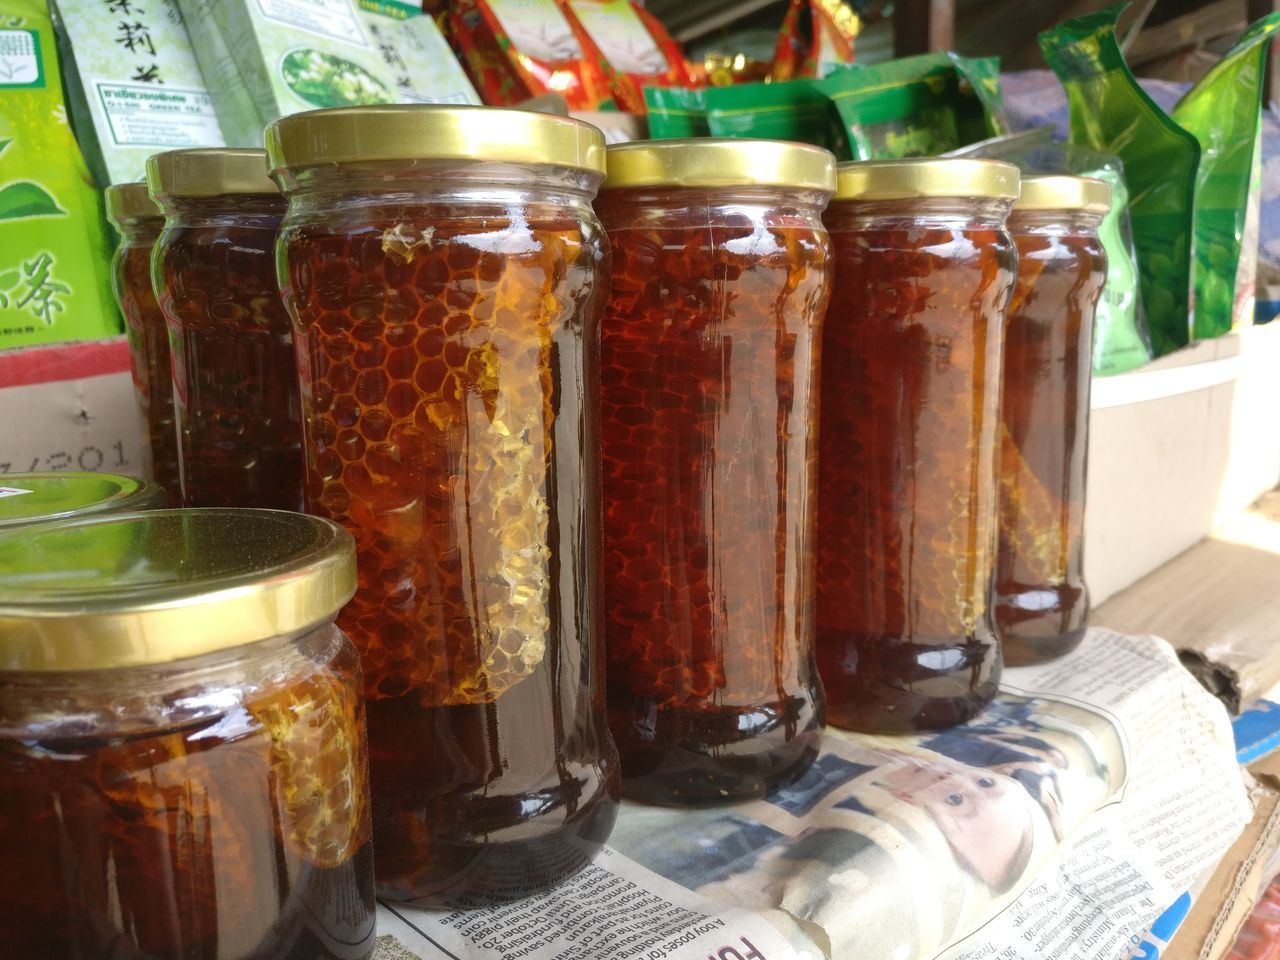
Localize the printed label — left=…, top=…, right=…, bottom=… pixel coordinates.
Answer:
left=255, top=0, right=368, bottom=46
left=94, top=83, right=223, bottom=147
left=0, top=29, right=44, bottom=88
left=569, top=0, right=667, bottom=75
left=0, top=486, right=34, bottom=498
left=487, top=0, right=583, bottom=62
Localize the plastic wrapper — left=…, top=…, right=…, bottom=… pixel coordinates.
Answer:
left=446, top=0, right=612, bottom=109
left=0, top=0, right=121, bottom=348
left=561, top=0, right=693, bottom=112
left=703, top=78, right=847, bottom=155
left=817, top=53, right=1006, bottom=160
left=957, top=135, right=1152, bottom=376
left=643, top=86, right=708, bottom=138
left=1041, top=6, right=1280, bottom=355
left=771, top=0, right=860, bottom=82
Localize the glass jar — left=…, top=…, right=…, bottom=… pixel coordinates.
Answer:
left=267, top=105, right=619, bottom=905
left=146, top=148, right=304, bottom=511
left=816, top=159, right=1019, bottom=733
left=0, top=508, right=374, bottom=960
left=0, top=471, right=164, bottom=530
left=996, top=176, right=1109, bottom=666
left=106, top=182, right=179, bottom=498
left=595, top=139, right=834, bottom=804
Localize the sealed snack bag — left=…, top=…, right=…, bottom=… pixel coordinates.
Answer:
left=817, top=53, right=1006, bottom=159
left=447, top=0, right=612, bottom=109
left=702, top=78, right=849, bottom=157
left=52, top=0, right=223, bottom=186
left=643, top=86, right=708, bottom=138
left=0, top=0, right=120, bottom=347
left=1040, top=5, right=1199, bottom=357
left=772, top=0, right=860, bottom=81
left=561, top=0, right=693, bottom=113
left=1171, top=13, right=1280, bottom=338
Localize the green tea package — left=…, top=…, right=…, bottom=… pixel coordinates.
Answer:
left=1171, top=13, right=1280, bottom=339
left=0, top=0, right=121, bottom=348
left=964, top=139, right=1152, bottom=375
left=642, top=86, right=708, bottom=139
left=702, top=78, right=848, bottom=157
left=52, top=0, right=223, bottom=186
left=177, top=0, right=478, bottom=147
left=1040, top=5, right=1200, bottom=358
left=816, top=52, right=1006, bottom=160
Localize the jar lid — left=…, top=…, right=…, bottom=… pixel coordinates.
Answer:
left=104, top=182, right=163, bottom=222
left=0, top=472, right=165, bottom=531
left=0, top=509, right=356, bottom=672
left=265, top=105, right=606, bottom=177
left=834, top=158, right=1020, bottom=201
left=602, top=138, right=837, bottom=192
left=146, top=148, right=279, bottom=199
left=1015, top=175, right=1111, bottom=214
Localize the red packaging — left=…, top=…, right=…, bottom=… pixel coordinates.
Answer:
left=447, top=0, right=613, bottom=109
left=560, top=0, right=695, bottom=112
left=772, top=0, right=860, bottom=82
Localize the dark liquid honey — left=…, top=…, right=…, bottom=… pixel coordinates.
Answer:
left=0, top=648, right=375, bottom=959
left=596, top=190, right=829, bottom=804
left=816, top=201, right=1015, bottom=733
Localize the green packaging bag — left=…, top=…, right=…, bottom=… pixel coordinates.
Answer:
left=816, top=52, right=1006, bottom=160
left=0, top=0, right=121, bottom=348
left=703, top=78, right=848, bottom=157
left=642, top=86, right=708, bottom=139
left=1171, top=13, right=1280, bottom=339
left=177, top=0, right=477, bottom=147
left=52, top=0, right=223, bottom=186
left=1040, top=5, right=1200, bottom=358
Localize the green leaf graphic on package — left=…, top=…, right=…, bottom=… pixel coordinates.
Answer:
left=281, top=49, right=391, bottom=107
left=0, top=180, right=64, bottom=220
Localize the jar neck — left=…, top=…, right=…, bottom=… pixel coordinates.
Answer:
left=1008, top=209, right=1105, bottom=237
left=161, top=193, right=286, bottom=227
left=276, top=160, right=603, bottom=206
left=826, top=196, right=1014, bottom=229
left=597, top=185, right=833, bottom=216
left=115, top=215, right=164, bottom=244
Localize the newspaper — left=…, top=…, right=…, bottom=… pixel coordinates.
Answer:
left=377, top=630, right=1250, bottom=960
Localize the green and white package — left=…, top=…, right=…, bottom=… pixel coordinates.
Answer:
left=702, top=78, right=848, bottom=157
left=53, top=0, right=224, bottom=186
left=0, top=0, right=121, bottom=348
left=817, top=52, right=1006, bottom=160
left=178, top=0, right=477, bottom=148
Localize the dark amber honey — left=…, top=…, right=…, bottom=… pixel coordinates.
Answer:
left=596, top=183, right=830, bottom=804
left=996, top=211, right=1106, bottom=665
left=816, top=193, right=1016, bottom=733
left=154, top=195, right=304, bottom=510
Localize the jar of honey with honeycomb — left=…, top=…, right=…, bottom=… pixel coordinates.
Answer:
left=0, top=471, right=164, bottom=530
left=106, top=182, right=179, bottom=498
left=146, top=148, right=304, bottom=511
left=996, top=176, right=1108, bottom=666
left=0, top=508, right=375, bottom=960
left=816, top=159, right=1019, bottom=733
left=596, top=139, right=834, bottom=804
left=267, top=105, right=619, bottom=904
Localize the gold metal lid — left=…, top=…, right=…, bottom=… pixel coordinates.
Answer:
left=104, top=182, right=163, bottom=222
left=602, top=138, right=837, bottom=193
left=146, top=148, right=279, bottom=199
left=0, top=509, right=356, bottom=672
left=265, top=105, right=606, bottom=176
left=834, top=158, right=1020, bottom=202
left=0, top=472, right=165, bottom=531
left=1015, top=175, right=1111, bottom=214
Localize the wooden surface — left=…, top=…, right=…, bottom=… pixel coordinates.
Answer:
left=1095, top=490, right=1280, bottom=665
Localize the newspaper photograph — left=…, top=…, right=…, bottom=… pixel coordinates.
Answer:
left=377, top=630, right=1250, bottom=960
